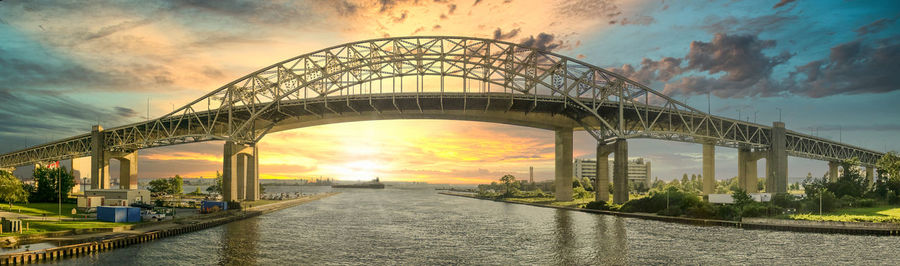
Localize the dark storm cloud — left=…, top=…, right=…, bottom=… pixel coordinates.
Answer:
left=0, top=89, right=142, bottom=152
left=772, top=0, right=796, bottom=9
left=786, top=37, right=900, bottom=97
left=610, top=57, right=683, bottom=85
left=611, top=33, right=791, bottom=98
left=610, top=32, right=900, bottom=99
left=492, top=28, right=520, bottom=40
left=0, top=47, right=129, bottom=91
left=855, top=17, right=899, bottom=37
left=518, top=33, right=564, bottom=52
left=114, top=107, right=139, bottom=118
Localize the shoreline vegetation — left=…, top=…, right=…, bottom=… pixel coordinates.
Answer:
left=469, top=154, right=900, bottom=232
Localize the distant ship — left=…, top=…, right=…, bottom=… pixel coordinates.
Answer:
left=331, top=178, right=385, bottom=189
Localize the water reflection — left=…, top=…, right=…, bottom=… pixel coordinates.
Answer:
left=552, top=209, right=575, bottom=265
left=220, top=215, right=259, bottom=265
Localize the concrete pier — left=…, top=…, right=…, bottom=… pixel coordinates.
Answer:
left=612, top=139, right=628, bottom=204
left=828, top=161, right=839, bottom=182
left=702, top=142, right=715, bottom=195
left=90, top=125, right=109, bottom=189
left=866, top=166, right=874, bottom=188
left=224, top=141, right=258, bottom=202
left=595, top=143, right=612, bottom=202
left=768, top=122, right=788, bottom=193
left=738, top=147, right=766, bottom=193
left=555, top=128, right=574, bottom=202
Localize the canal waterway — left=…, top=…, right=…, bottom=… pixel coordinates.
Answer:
left=47, top=185, right=900, bottom=265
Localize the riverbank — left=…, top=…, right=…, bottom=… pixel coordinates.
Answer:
left=440, top=192, right=900, bottom=236
left=0, top=192, right=339, bottom=264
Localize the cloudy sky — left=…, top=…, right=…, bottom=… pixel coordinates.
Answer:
left=1, top=0, right=899, bottom=183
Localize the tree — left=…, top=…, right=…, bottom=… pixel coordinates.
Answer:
left=150, top=175, right=186, bottom=195
left=731, top=188, right=753, bottom=207
left=825, top=158, right=868, bottom=198
left=0, top=171, right=28, bottom=208
left=148, top=178, right=173, bottom=194
left=581, top=177, right=594, bottom=192
left=29, top=166, right=75, bottom=203
left=207, top=171, right=223, bottom=195
left=876, top=151, right=899, bottom=180
left=500, top=174, right=516, bottom=196
left=171, top=175, right=183, bottom=195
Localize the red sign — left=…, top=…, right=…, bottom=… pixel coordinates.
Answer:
left=47, top=161, right=60, bottom=169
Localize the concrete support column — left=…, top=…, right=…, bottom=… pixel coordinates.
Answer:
left=236, top=154, right=247, bottom=201
left=595, top=143, right=612, bottom=202
left=554, top=128, right=573, bottom=202
left=246, top=145, right=259, bottom=201
left=612, top=139, right=629, bottom=205
left=90, top=125, right=109, bottom=189
left=737, top=147, right=749, bottom=193
left=769, top=121, right=788, bottom=193
left=828, top=161, right=839, bottom=182
left=866, top=166, right=874, bottom=188
left=115, top=151, right=138, bottom=190
left=745, top=156, right=759, bottom=193
left=702, top=142, right=715, bottom=195
left=223, top=141, right=255, bottom=202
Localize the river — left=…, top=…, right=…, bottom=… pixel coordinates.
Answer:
left=46, top=185, right=900, bottom=265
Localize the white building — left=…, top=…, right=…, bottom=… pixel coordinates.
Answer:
left=574, top=158, right=652, bottom=187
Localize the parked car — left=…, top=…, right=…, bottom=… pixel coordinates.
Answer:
left=130, top=202, right=154, bottom=210
left=141, top=210, right=166, bottom=221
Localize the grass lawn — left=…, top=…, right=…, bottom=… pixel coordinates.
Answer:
left=0, top=220, right=134, bottom=237
left=0, top=202, right=79, bottom=218
left=788, top=205, right=900, bottom=224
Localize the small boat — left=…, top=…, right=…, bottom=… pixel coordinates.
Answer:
left=331, top=178, right=385, bottom=189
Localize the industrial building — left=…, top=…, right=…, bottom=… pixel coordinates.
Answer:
left=574, top=158, right=652, bottom=187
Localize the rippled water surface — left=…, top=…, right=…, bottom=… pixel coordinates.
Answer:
left=49, top=186, right=900, bottom=265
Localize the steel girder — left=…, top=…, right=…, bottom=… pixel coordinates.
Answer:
left=0, top=36, right=884, bottom=168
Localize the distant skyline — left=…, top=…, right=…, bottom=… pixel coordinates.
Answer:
left=1, top=0, right=899, bottom=184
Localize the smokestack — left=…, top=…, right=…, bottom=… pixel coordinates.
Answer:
left=530, top=166, right=534, bottom=184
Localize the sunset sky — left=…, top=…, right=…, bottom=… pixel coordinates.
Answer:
left=1, top=0, right=899, bottom=184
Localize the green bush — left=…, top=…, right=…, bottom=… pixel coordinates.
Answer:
left=772, top=193, right=800, bottom=209
left=685, top=203, right=716, bottom=219
left=658, top=206, right=682, bottom=217
left=856, top=198, right=876, bottom=207
left=573, top=186, right=592, bottom=199
left=584, top=200, right=610, bottom=210
left=620, top=187, right=701, bottom=215
left=741, top=203, right=782, bottom=218
left=716, top=205, right=740, bottom=221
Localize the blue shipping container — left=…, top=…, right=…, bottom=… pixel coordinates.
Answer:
left=96, top=206, right=141, bottom=223
left=200, top=201, right=227, bottom=214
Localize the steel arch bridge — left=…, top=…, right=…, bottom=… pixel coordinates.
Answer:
left=0, top=36, right=885, bottom=201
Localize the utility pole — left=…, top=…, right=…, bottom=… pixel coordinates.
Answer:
left=776, top=108, right=782, bottom=122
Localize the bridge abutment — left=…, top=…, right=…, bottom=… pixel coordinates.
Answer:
left=702, top=141, right=716, bottom=195
left=555, top=128, right=573, bottom=202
